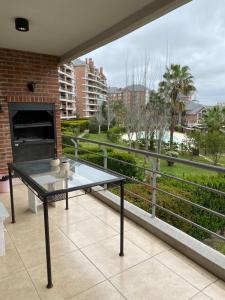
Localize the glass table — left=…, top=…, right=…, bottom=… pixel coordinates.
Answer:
left=8, top=158, right=125, bottom=288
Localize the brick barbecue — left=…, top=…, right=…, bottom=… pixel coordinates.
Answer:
left=0, top=48, right=62, bottom=174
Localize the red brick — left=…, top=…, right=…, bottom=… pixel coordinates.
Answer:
left=0, top=48, right=62, bottom=173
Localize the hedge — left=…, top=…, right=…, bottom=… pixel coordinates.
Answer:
left=88, top=118, right=108, bottom=133
left=78, top=150, right=140, bottom=179
left=107, top=126, right=126, bottom=143
left=111, top=174, right=225, bottom=242
left=61, top=119, right=89, bottom=134
left=157, top=175, right=225, bottom=240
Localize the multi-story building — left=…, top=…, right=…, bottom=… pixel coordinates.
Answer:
left=74, top=58, right=107, bottom=118
left=123, top=84, right=149, bottom=106
left=184, top=101, right=206, bottom=127
left=108, top=87, right=124, bottom=101
left=108, top=84, right=149, bottom=106
left=58, top=64, right=76, bottom=119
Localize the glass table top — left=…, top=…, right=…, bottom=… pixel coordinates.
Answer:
left=12, top=158, right=123, bottom=194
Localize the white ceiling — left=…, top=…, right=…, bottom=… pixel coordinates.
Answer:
left=0, top=0, right=190, bottom=62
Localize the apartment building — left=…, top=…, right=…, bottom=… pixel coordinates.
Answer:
left=184, top=101, right=206, bottom=127
left=108, top=84, right=149, bottom=106
left=108, top=87, right=124, bottom=101
left=58, top=64, right=76, bottom=119
left=74, top=58, right=107, bottom=118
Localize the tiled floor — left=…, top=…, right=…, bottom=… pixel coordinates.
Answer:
left=0, top=182, right=225, bottom=300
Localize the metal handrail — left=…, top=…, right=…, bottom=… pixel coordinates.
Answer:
left=65, top=136, right=225, bottom=174
left=63, top=141, right=225, bottom=198
left=62, top=135, right=225, bottom=246
left=74, top=143, right=225, bottom=218
left=110, top=184, right=225, bottom=242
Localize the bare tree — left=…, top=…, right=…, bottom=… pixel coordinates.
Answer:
left=120, top=52, right=169, bottom=163
left=95, top=100, right=105, bottom=134
left=153, top=93, right=170, bottom=170
left=106, top=96, right=115, bottom=130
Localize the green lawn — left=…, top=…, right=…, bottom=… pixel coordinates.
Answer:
left=159, top=160, right=217, bottom=178
left=217, top=155, right=225, bottom=166
left=86, top=133, right=110, bottom=143
left=132, top=151, right=217, bottom=178
left=63, top=131, right=221, bottom=178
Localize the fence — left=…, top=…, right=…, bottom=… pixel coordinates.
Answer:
left=63, top=135, right=225, bottom=252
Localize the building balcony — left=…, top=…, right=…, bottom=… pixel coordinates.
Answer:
left=61, top=115, right=76, bottom=120
left=84, top=108, right=98, bottom=112
left=60, top=98, right=75, bottom=103
left=59, top=88, right=75, bottom=95
left=59, top=79, right=74, bottom=87
left=82, top=77, right=107, bottom=88
left=1, top=176, right=225, bottom=299
left=82, top=96, right=98, bottom=101
left=83, top=83, right=107, bottom=93
left=87, top=72, right=106, bottom=83
left=86, top=102, right=98, bottom=106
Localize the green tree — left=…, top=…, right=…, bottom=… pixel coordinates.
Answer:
left=159, top=64, right=196, bottom=150
left=112, top=99, right=126, bottom=126
left=190, top=129, right=225, bottom=165
left=204, top=131, right=225, bottom=165
left=202, top=106, right=225, bottom=132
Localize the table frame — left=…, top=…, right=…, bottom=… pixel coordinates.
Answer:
left=8, top=159, right=125, bottom=288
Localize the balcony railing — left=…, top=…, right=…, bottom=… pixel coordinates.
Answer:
left=62, top=136, right=225, bottom=254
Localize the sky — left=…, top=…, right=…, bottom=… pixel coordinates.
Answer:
left=81, top=0, right=225, bottom=106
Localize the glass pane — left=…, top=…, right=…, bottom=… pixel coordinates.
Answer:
left=13, top=158, right=119, bottom=192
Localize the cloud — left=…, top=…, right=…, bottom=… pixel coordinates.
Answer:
left=80, top=0, right=225, bottom=106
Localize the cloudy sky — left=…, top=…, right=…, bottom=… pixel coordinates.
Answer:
left=81, top=0, right=225, bottom=106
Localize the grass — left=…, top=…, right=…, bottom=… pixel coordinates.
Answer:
left=62, top=128, right=225, bottom=254
left=86, top=133, right=110, bottom=143
left=204, top=239, right=225, bottom=255
left=62, top=129, right=221, bottom=178
left=159, top=160, right=217, bottom=178
left=133, top=152, right=217, bottom=178
left=217, top=155, right=225, bottom=166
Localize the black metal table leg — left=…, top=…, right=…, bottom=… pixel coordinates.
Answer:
left=43, top=199, right=53, bottom=288
left=65, top=191, right=69, bottom=210
left=8, top=165, right=15, bottom=223
left=119, top=181, right=124, bottom=256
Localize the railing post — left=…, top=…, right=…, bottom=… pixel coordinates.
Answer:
left=101, top=147, right=108, bottom=190
left=151, top=158, right=157, bottom=218
left=71, top=138, right=78, bottom=159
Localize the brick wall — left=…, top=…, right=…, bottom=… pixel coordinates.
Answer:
left=74, top=65, right=86, bottom=118
left=0, top=48, right=62, bottom=173
left=186, top=114, right=197, bottom=125
left=123, top=90, right=146, bottom=106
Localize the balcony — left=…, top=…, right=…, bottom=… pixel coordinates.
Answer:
left=1, top=180, right=225, bottom=299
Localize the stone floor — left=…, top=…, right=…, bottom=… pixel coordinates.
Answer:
left=0, top=182, right=225, bottom=300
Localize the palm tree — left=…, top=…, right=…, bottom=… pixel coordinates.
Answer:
left=202, top=106, right=224, bottom=132
left=159, top=64, right=196, bottom=150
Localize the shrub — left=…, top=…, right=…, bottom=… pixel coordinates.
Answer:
left=108, top=151, right=140, bottom=179
left=78, top=144, right=102, bottom=155
left=107, top=126, right=125, bottom=143
left=109, top=174, right=225, bottom=244
left=87, top=117, right=108, bottom=134
left=156, top=175, right=225, bottom=240
left=62, top=135, right=74, bottom=147
left=61, top=119, right=89, bottom=134
left=88, top=118, right=99, bottom=133
left=63, top=146, right=74, bottom=156
left=165, top=151, right=178, bottom=166
left=78, top=150, right=140, bottom=179
left=175, top=125, right=184, bottom=133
